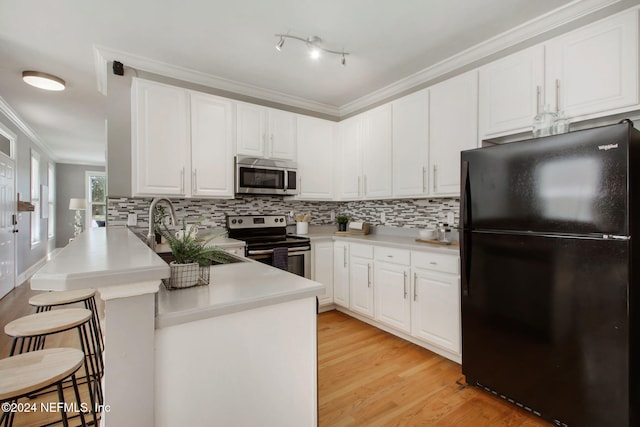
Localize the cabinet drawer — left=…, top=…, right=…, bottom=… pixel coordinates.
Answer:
left=350, top=243, right=374, bottom=259
left=412, top=251, right=459, bottom=275
left=375, top=246, right=410, bottom=265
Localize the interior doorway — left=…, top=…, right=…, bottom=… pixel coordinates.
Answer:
left=0, top=127, right=16, bottom=299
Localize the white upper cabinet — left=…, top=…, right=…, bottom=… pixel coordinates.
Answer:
left=131, top=78, right=234, bottom=198
left=132, top=78, right=190, bottom=196
left=479, top=8, right=639, bottom=139
left=429, top=70, right=479, bottom=195
left=336, top=105, right=392, bottom=200
left=545, top=9, right=639, bottom=121
left=361, top=104, right=393, bottom=198
left=392, top=89, right=429, bottom=197
left=296, top=115, right=334, bottom=200
left=190, top=92, right=234, bottom=198
left=479, top=46, right=545, bottom=138
left=236, top=103, right=296, bottom=160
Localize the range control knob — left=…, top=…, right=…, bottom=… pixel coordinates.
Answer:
left=231, top=219, right=237, bottom=224
left=238, top=219, right=243, bottom=224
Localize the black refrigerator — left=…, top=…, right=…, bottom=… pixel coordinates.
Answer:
left=460, top=120, right=640, bottom=427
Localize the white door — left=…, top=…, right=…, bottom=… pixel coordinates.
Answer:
left=267, top=109, right=296, bottom=160
left=349, top=257, right=374, bottom=318
left=333, top=241, right=349, bottom=308
left=236, top=103, right=266, bottom=157
left=362, top=104, right=392, bottom=198
left=313, top=241, right=334, bottom=306
left=0, top=155, right=16, bottom=299
left=336, top=116, right=362, bottom=200
left=374, top=261, right=411, bottom=334
left=297, top=116, right=334, bottom=199
left=190, top=92, right=234, bottom=198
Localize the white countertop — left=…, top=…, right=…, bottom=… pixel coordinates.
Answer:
left=31, top=227, right=170, bottom=291
left=155, top=259, right=325, bottom=328
left=298, top=226, right=460, bottom=256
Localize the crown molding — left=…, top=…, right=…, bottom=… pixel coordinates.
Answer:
left=339, top=0, right=624, bottom=115
left=93, top=0, right=625, bottom=120
left=93, top=45, right=341, bottom=116
left=0, top=96, right=58, bottom=161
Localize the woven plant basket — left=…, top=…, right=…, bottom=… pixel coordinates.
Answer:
left=163, top=261, right=210, bottom=290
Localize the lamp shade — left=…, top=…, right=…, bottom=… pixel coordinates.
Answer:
left=69, top=198, right=86, bottom=210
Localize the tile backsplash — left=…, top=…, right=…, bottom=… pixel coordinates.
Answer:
left=108, top=196, right=459, bottom=229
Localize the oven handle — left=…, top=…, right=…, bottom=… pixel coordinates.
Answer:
left=247, top=246, right=311, bottom=256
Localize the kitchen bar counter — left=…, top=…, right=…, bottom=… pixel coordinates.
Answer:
left=155, top=258, right=324, bottom=328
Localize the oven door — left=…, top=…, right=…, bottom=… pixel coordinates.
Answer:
left=247, top=247, right=310, bottom=278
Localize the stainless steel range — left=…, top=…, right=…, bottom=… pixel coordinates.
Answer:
left=226, top=214, right=311, bottom=278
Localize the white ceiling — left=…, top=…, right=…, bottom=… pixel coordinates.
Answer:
left=0, top=0, right=623, bottom=165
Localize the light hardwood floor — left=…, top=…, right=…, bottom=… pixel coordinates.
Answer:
left=318, top=310, right=550, bottom=426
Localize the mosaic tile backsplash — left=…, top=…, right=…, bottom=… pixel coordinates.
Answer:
left=108, top=196, right=459, bottom=229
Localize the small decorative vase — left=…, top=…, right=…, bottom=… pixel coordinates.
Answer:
left=166, top=261, right=200, bottom=289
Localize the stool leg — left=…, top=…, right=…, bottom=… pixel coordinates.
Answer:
left=71, top=374, right=87, bottom=427
left=76, top=325, right=100, bottom=426
left=56, top=381, right=69, bottom=427
left=85, top=297, right=104, bottom=353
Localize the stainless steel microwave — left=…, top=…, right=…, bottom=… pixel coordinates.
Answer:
left=235, top=156, right=298, bottom=196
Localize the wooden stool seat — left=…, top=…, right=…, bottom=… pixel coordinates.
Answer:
left=0, top=348, right=84, bottom=401
left=29, top=289, right=96, bottom=307
left=4, top=309, right=92, bottom=337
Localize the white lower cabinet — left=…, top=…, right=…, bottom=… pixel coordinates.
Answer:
left=349, top=244, right=374, bottom=318
left=312, top=240, right=334, bottom=306
left=374, top=260, right=411, bottom=334
left=333, top=241, right=349, bottom=308
left=410, top=251, right=461, bottom=355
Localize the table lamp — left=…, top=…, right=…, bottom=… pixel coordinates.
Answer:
left=69, top=198, right=86, bottom=237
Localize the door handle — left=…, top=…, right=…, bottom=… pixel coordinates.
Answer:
left=555, top=79, right=560, bottom=112
left=413, top=273, right=417, bottom=301
left=367, top=264, right=371, bottom=288
left=180, top=167, right=185, bottom=194
left=343, top=247, right=347, bottom=268
left=193, top=169, right=198, bottom=192
left=536, top=85, right=541, bottom=115
left=403, top=271, right=408, bottom=299
left=422, top=166, right=427, bottom=192
left=433, top=165, right=438, bottom=192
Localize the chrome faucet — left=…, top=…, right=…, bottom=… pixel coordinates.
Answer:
left=147, top=198, right=177, bottom=250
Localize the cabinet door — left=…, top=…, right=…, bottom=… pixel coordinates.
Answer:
left=132, top=79, right=189, bottom=196
left=336, top=116, right=362, bottom=200
left=313, top=241, right=334, bottom=306
left=267, top=109, right=297, bottom=160
left=375, top=261, right=411, bottom=334
left=236, top=103, right=266, bottom=157
left=333, top=241, right=349, bottom=308
left=349, top=256, right=374, bottom=318
left=297, top=116, right=334, bottom=199
left=479, top=45, right=545, bottom=138
left=190, top=93, right=234, bottom=198
left=412, top=268, right=460, bottom=355
left=545, top=9, right=639, bottom=120
left=362, top=104, right=392, bottom=198
left=429, top=70, right=478, bottom=195
left=392, top=89, right=429, bottom=197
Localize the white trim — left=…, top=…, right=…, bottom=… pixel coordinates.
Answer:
left=0, top=121, right=17, bottom=160
left=85, top=170, right=107, bottom=230
left=94, top=0, right=623, bottom=119
left=0, top=96, right=58, bottom=161
left=16, top=255, right=48, bottom=286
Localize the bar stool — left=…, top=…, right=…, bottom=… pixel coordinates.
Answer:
left=29, top=288, right=104, bottom=353
left=0, top=348, right=86, bottom=427
left=4, top=309, right=101, bottom=426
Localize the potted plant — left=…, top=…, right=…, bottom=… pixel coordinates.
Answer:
left=156, top=218, right=228, bottom=289
left=336, top=214, right=349, bottom=232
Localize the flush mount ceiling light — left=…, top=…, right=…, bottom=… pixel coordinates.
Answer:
left=22, top=71, right=66, bottom=91
left=274, top=34, right=350, bottom=66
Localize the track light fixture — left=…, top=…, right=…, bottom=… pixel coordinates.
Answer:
left=274, top=34, right=349, bottom=66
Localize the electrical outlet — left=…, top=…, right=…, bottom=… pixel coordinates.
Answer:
left=447, top=211, right=455, bottom=224
left=330, top=211, right=335, bottom=221
left=381, top=212, right=386, bottom=223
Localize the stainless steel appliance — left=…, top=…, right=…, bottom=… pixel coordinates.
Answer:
left=235, top=156, right=298, bottom=196
left=460, top=120, right=640, bottom=427
left=226, top=214, right=310, bottom=278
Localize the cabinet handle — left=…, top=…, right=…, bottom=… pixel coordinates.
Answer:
left=180, top=167, right=185, bottom=194
left=270, top=134, right=274, bottom=157
left=364, top=175, right=367, bottom=196
left=358, top=176, right=362, bottom=197
left=193, top=169, right=198, bottom=193
left=536, top=85, right=541, bottom=115
left=430, top=261, right=438, bottom=265
left=555, top=79, right=560, bottom=112
left=367, top=264, right=371, bottom=288
left=413, top=273, right=417, bottom=301
left=403, top=271, right=408, bottom=299
left=343, top=246, right=347, bottom=268
left=422, top=166, right=427, bottom=192
left=433, top=165, right=438, bottom=192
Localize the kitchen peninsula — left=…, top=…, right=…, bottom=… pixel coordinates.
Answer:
left=30, top=226, right=324, bottom=427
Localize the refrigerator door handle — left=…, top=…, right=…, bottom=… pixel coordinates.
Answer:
left=460, top=160, right=471, bottom=296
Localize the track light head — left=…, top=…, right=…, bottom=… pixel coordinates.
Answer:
left=341, top=53, right=346, bottom=66
left=274, top=33, right=349, bottom=66
left=275, top=36, right=285, bottom=51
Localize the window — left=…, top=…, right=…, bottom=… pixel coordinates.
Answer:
left=48, top=163, right=55, bottom=239
left=30, top=150, right=40, bottom=247
left=86, top=171, right=107, bottom=228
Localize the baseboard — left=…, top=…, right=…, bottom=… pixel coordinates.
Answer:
left=16, top=256, right=48, bottom=286
left=333, top=305, right=461, bottom=364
